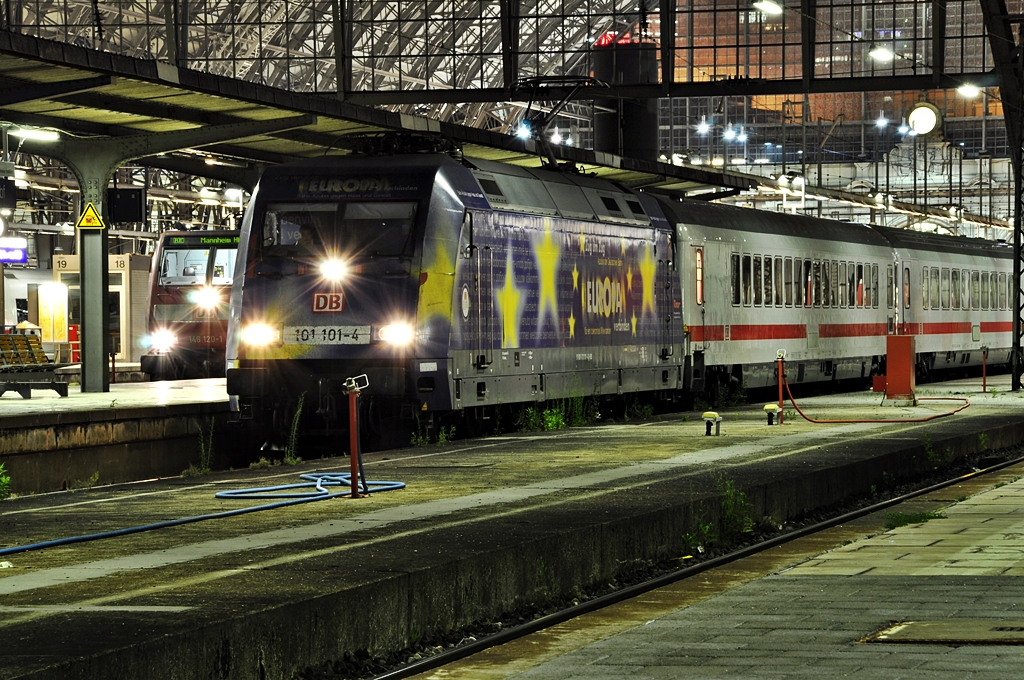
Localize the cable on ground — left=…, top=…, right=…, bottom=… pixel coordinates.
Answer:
left=0, top=471, right=405, bottom=558
left=782, top=376, right=970, bottom=424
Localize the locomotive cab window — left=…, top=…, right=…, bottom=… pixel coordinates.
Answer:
left=159, top=248, right=209, bottom=286
left=261, top=202, right=417, bottom=259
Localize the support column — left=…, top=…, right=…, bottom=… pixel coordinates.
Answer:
left=76, top=172, right=111, bottom=392
left=19, top=114, right=316, bottom=392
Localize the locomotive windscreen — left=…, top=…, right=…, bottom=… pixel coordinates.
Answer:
left=261, top=202, right=417, bottom=258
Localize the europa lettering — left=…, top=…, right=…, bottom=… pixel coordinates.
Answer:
left=585, top=277, right=624, bottom=318
left=299, top=177, right=392, bottom=194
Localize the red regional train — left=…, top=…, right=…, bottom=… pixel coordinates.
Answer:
left=141, top=230, right=239, bottom=380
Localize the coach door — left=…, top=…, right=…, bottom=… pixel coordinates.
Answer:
left=463, top=211, right=494, bottom=368
left=898, top=260, right=914, bottom=335
left=659, top=234, right=680, bottom=360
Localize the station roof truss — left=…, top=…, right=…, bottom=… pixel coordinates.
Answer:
left=0, top=30, right=753, bottom=197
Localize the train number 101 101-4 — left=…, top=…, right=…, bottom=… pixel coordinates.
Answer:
left=283, top=325, right=371, bottom=345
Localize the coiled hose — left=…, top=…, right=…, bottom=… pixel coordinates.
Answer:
left=0, top=471, right=405, bottom=558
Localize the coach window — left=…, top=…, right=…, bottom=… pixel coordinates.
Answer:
left=951, top=270, right=960, bottom=309
left=887, top=265, right=895, bottom=309
left=830, top=261, right=839, bottom=306
left=794, top=259, right=804, bottom=306
left=730, top=253, right=740, bottom=305
left=784, top=257, right=794, bottom=306
left=921, top=268, right=929, bottom=309
left=812, top=261, right=822, bottom=306
left=753, top=255, right=763, bottom=306
left=871, top=264, right=878, bottom=308
left=929, top=267, right=939, bottom=310
left=981, top=272, right=990, bottom=310
left=940, top=269, right=950, bottom=309
left=855, top=264, right=863, bottom=307
left=963, top=270, right=970, bottom=308
left=998, top=272, right=1007, bottom=310
left=848, top=262, right=857, bottom=307
left=970, top=271, right=979, bottom=309
left=992, top=272, right=1001, bottom=310
left=839, top=262, right=848, bottom=307
left=774, top=257, right=784, bottom=306
left=695, top=248, right=704, bottom=305
left=763, top=256, right=773, bottom=307
left=742, top=254, right=752, bottom=305
left=802, top=260, right=811, bottom=307
left=823, top=261, right=833, bottom=307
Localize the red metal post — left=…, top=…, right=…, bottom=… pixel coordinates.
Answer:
left=983, top=347, right=988, bottom=393
left=777, top=358, right=784, bottom=425
left=348, top=388, right=363, bottom=498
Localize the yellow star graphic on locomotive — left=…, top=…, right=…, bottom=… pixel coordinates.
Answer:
left=572, top=262, right=579, bottom=291
left=639, top=244, right=657, bottom=316
left=578, top=230, right=586, bottom=253
left=568, top=310, right=576, bottom=338
left=631, top=311, right=638, bottom=337
left=534, top=221, right=561, bottom=327
left=626, top=265, right=633, bottom=292
left=495, top=247, right=522, bottom=348
left=416, top=241, right=456, bottom=323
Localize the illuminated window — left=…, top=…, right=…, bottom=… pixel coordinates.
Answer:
left=695, top=248, right=704, bottom=305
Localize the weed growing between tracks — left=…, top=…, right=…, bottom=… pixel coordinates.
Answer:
left=291, top=446, right=1021, bottom=680
left=0, top=462, right=9, bottom=500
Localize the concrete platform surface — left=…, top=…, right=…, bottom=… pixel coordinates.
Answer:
left=0, top=377, right=228, bottom=420
left=427, top=459, right=1024, bottom=680
left=1, top=376, right=1023, bottom=679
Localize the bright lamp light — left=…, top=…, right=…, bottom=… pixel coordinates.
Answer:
left=9, top=127, right=59, bottom=142
left=241, top=323, right=279, bottom=347
left=190, top=286, right=221, bottom=309
left=319, top=258, right=348, bottom=281
left=753, top=1, right=783, bottom=15
left=957, top=84, right=980, bottom=98
left=378, top=322, right=415, bottom=346
left=151, top=329, right=177, bottom=353
left=868, top=44, right=895, bottom=62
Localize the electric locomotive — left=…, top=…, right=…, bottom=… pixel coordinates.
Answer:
left=225, top=150, right=682, bottom=447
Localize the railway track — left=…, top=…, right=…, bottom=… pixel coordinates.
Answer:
left=352, top=447, right=1024, bottom=680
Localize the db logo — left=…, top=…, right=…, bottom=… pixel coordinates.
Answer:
left=312, top=292, right=344, bottom=313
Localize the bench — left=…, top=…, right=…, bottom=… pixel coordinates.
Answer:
left=0, top=333, right=69, bottom=398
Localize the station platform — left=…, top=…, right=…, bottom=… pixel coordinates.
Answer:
left=430, top=455, right=1024, bottom=679
left=0, top=379, right=229, bottom=493
left=1, top=376, right=1023, bottom=679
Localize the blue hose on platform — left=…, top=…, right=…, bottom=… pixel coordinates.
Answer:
left=0, top=472, right=405, bottom=557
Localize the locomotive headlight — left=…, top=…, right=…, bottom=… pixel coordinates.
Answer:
left=190, top=286, right=221, bottom=310
left=319, top=258, right=348, bottom=282
left=151, top=329, right=177, bottom=353
left=241, top=323, right=281, bottom=347
left=377, top=322, right=415, bottom=346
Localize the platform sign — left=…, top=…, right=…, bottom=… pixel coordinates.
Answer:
left=0, top=236, right=27, bottom=263
left=75, top=202, right=105, bottom=230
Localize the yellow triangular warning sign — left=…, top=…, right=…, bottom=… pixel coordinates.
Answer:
left=75, top=202, right=105, bottom=230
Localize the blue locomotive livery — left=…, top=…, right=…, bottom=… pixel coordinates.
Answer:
left=226, top=152, right=681, bottom=445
